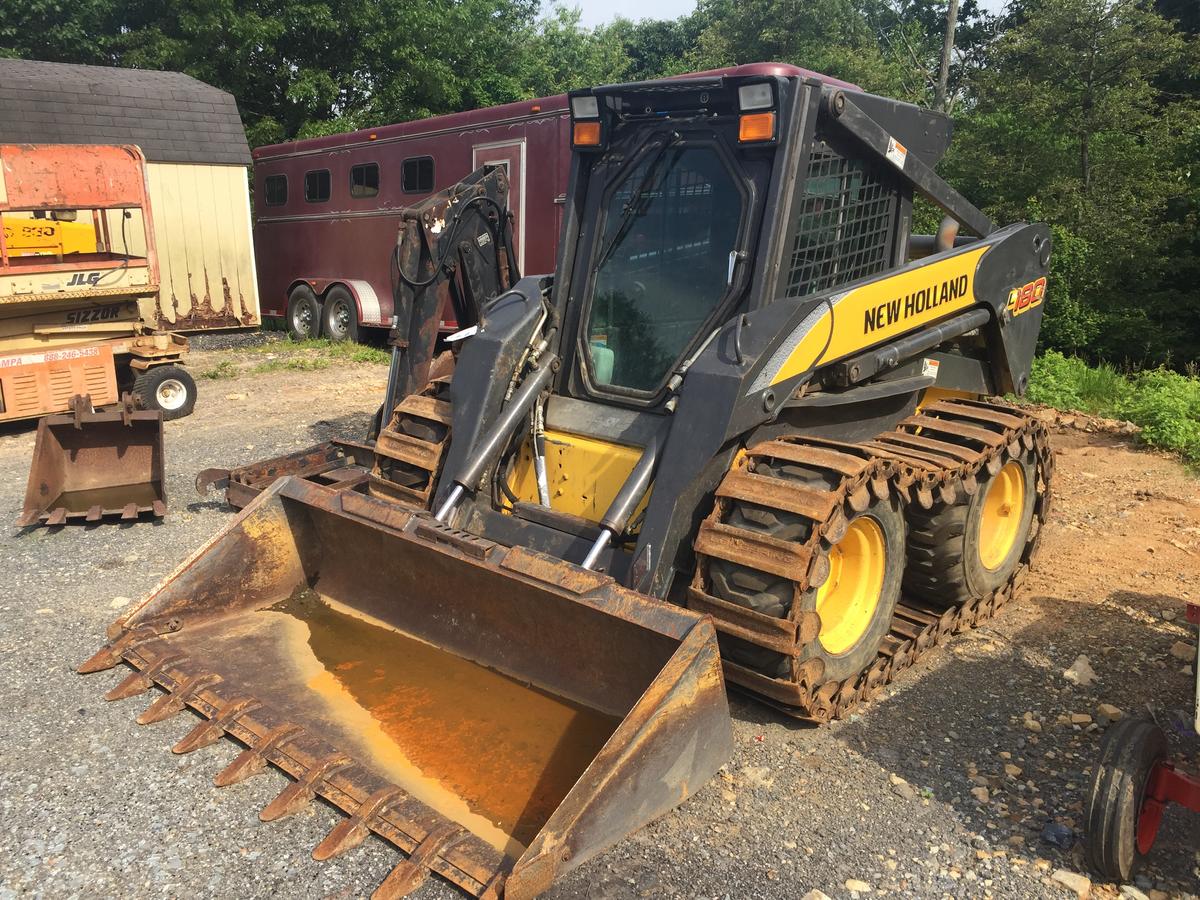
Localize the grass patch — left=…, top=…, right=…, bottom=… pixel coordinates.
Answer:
left=199, top=359, right=237, bottom=380
left=1027, top=351, right=1200, bottom=464
left=247, top=338, right=389, bottom=365
left=251, top=356, right=333, bottom=374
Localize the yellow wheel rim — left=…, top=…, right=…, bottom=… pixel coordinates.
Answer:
left=816, top=516, right=886, bottom=656
left=978, top=461, right=1026, bottom=570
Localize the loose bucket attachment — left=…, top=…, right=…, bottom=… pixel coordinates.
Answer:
left=19, top=395, right=166, bottom=526
left=195, top=438, right=374, bottom=509
left=82, top=477, right=732, bottom=898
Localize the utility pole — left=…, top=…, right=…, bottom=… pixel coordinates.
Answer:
left=934, top=0, right=960, bottom=112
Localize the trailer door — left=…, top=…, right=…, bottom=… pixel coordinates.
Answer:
left=472, top=140, right=525, bottom=272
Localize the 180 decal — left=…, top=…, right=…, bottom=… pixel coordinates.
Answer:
left=1006, top=276, right=1046, bottom=317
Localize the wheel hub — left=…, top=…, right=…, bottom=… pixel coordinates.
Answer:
left=816, top=516, right=886, bottom=655
left=156, top=378, right=187, bottom=411
left=978, top=461, right=1026, bottom=570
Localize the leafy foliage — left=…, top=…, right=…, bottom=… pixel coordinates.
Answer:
left=2, top=0, right=1197, bottom=369
left=1027, top=351, right=1200, bottom=463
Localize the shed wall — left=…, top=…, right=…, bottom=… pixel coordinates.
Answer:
left=141, top=162, right=259, bottom=330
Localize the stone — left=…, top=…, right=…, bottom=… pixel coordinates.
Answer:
left=1024, top=717, right=1043, bottom=733
left=971, top=787, right=990, bottom=803
left=1097, top=703, right=1123, bottom=724
left=1063, top=655, right=1098, bottom=686
left=1169, top=641, right=1196, bottom=662
left=1041, top=822, right=1075, bottom=849
left=1004, top=764, right=1023, bottom=778
left=844, top=880, right=871, bottom=894
left=108, top=596, right=131, bottom=609
left=801, top=891, right=832, bottom=900
left=1119, top=886, right=1150, bottom=900
left=1070, top=713, right=1093, bottom=726
left=1050, top=869, right=1091, bottom=898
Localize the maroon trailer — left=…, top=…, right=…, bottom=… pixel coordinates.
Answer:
left=251, top=63, right=857, bottom=342
left=251, top=94, right=571, bottom=341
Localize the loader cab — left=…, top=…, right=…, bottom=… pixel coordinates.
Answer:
left=555, top=65, right=949, bottom=413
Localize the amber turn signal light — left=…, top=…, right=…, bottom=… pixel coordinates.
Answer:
left=573, top=121, right=602, bottom=147
left=738, top=111, right=776, bottom=143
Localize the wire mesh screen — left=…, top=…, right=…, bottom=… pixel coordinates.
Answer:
left=784, top=141, right=897, bottom=298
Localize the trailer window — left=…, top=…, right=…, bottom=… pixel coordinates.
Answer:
left=304, top=169, right=331, bottom=203
left=350, top=163, right=379, bottom=199
left=402, top=157, right=434, bottom=194
left=264, top=175, right=288, bottom=206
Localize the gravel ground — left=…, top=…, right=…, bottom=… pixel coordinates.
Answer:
left=1, top=350, right=1198, bottom=900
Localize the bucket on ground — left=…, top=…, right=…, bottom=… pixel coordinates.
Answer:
left=81, top=476, right=732, bottom=898
left=19, top=394, right=165, bottom=526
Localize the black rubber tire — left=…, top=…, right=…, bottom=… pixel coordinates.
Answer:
left=286, top=284, right=322, bottom=341
left=321, top=285, right=359, bottom=342
left=709, top=459, right=906, bottom=683
left=131, top=364, right=197, bottom=421
left=1085, top=716, right=1167, bottom=882
left=904, top=450, right=1037, bottom=604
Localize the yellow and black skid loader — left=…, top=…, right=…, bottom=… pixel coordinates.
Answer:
left=83, top=63, right=1052, bottom=898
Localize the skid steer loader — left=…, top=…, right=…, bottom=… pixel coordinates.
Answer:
left=83, top=63, right=1052, bottom=898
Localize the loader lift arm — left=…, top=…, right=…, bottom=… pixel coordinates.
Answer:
left=379, top=165, right=520, bottom=432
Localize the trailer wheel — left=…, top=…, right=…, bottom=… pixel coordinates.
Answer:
left=132, top=365, right=197, bottom=420
left=322, top=286, right=359, bottom=343
left=287, top=284, right=322, bottom=341
left=1085, top=716, right=1167, bottom=882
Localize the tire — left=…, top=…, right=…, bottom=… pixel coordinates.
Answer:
left=904, top=449, right=1037, bottom=604
left=322, top=285, right=359, bottom=342
left=1085, top=716, right=1167, bottom=882
left=709, top=459, right=906, bottom=684
left=287, top=284, right=322, bottom=341
left=131, top=365, right=197, bottom=421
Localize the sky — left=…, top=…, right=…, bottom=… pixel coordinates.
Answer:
left=575, top=0, right=1007, bottom=28
left=577, top=0, right=696, bottom=27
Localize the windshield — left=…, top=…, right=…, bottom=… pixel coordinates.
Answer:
left=585, top=144, right=742, bottom=393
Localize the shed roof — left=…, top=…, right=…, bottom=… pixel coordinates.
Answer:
left=0, top=59, right=251, bottom=167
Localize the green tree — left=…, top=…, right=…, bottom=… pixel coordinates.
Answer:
left=947, top=0, right=1198, bottom=363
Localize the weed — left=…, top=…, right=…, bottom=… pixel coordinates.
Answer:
left=1027, top=351, right=1200, bottom=465
left=199, top=359, right=237, bottom=380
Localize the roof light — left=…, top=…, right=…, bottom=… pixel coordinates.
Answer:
left=738, top=83, right=774, bottom=111
left=738, top=111, right=776, bottom=143
left=572, top=121, right=602, bottom=147
left=571, top=95, right=599, bottom=119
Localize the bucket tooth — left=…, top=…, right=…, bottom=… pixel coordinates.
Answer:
left=77, top=627, right=155, bottom=674
left=312, top=786, right=404, bottom=861
left=172, top=698, right=260, bottom=754
left=46, top=508, right=67, bottom=526
left=136, top=672, right=221, bottom=725
left=86, top=505, right=102, bottom=522
left=260, top=753, right=353, bottom=822
left=121, top=503, right=138, bottom=521
left=213, top=724, right=302, bottom=787
left=152, top=500, right=167, bottom=517
left=104, top=654, right=183, bottom=701
left=372, top=823, right=468, bottom=900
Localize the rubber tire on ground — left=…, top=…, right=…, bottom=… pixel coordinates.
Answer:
left=322, top=285, right=359, bottom=342
left=904, top=450, right=1037, bottom=604
left=287, top=284, right=322, bottom=341
left=1084, top=716, right=1167, bottom=882
left=709, top=459, right=906, bottom=683
left=131, top=364, right=198, bottom=421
